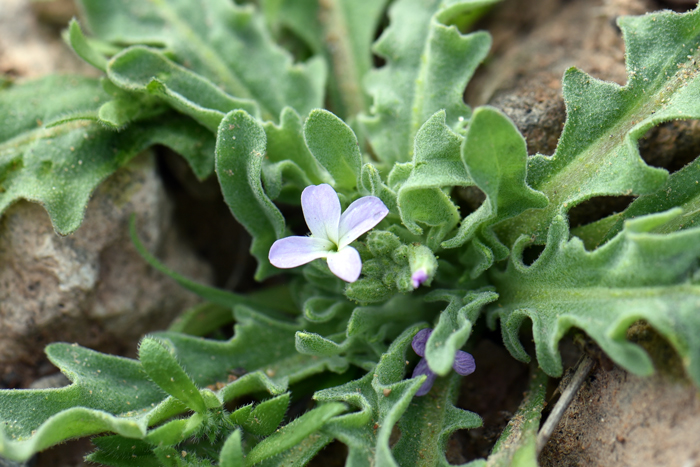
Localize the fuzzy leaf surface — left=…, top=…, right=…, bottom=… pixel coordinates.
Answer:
left=314, top=326, right=425, bottom=466
left=500, top=7, right=700, bottom=244
left=0, top=306, right=343, bottom=460
left=77, top=0, right=325, bottom=121
left=0, top=75, right=214, bottom=234
left=490, top=212, right=700, bottom=385
left=393, top=374, right=481, bottom=467
left=266, top=0, right=389, bottom=118
left=359, top=0, right=494, bottom=164
left=216, top=110, right=286, bottom=280
left=442, top=106, right=547, bottom=273
left=574, top=157, right=700, bottom=249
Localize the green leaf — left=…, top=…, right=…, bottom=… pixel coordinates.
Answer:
left=359, top=0, right=494, bottom=164
left=0, top=75, right=214, bottom=234
left=219, top=429, right=245, bottom=467
left=268, top=0, right=389, bottom=118
left=396, top=110, right=473, bottom=245
left=314, top=326, right=426, bottom=466
left=77, top=0, right=326, bottom=121
left=0, top=304, right=343, bottom=461
left=138, top=337, right=207, bottom=413
left=574, top=157, right=700, bottom=249
left=216, top=110, right=286, bottom=280
left=255, top=432, right=333, bottom=467
left=393, top=374, right=482, bottom=467
left=244, top=403, right=346, bottom=466
left=230, top=393, right=289, bottom=436
left=67, top=19, right=107, bottom=71
left=499, top=7, right=700, bottom=244
left=490, top=212, right=700, bottom=385
left=107, top=46, right=260, bottom=132
left=423, top=289, right=498, bottom=376
left=0, top=343, right=162, bottom=461
left=303, top=109, right=362, bottom=191
left=442, top=107, right=547, bottom=273
left=263, top=107, right=330, bottom=200
left=485, top=366, right=547, bottom=467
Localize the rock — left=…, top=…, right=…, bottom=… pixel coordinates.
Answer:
left=0, top=0, right=97, bottom=79
left=0, top=0, right=214, bottom=389
left=0, top=152, right=213, bottom=388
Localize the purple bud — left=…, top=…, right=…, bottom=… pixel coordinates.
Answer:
left=452, top=350, right=476, bottom=376
left=412, top=358, right=438, bottom=396
left=411, top=269, right=429, bottom=288
left=411, top=328, right=432, bottom=358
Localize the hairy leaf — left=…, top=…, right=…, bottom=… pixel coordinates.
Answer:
left=314, top=326, right=426, bottom=466
left=423, top=289, right=498, bottom=376
left=393, top=374, right=482, bottom=467
left=266, top=0, right=389, bottom=118
left=0, top=304, right=343, bottom=461
left=490, top=211, right=700, bottom=385
left=359, top=0, right=494, bottom=164
left=500, top=7, right=700, bottom=244
left=216, top=110, right=286, bottom=280
left=77, top=0, right=326, bottom=121
left=107, top=46, right=260, bottom=132
left=0, top=75, right=214, bottom=234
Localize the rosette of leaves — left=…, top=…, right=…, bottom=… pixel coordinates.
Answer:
left=3, top=1, right=700, bottom=466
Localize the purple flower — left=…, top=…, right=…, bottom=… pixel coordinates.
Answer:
left=269, top=184, right=389, bottom=283
left=411, top=269, right=429, bottom=289
left=411, top=328, right=476, bottom=396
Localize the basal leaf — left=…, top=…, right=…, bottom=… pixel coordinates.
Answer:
left=267, top=0, right=389, bottom=118
left=0, top=303, right=342, bottom=461
left=107, top=46, right=260, bottom=132
left=359, top=0, right=494, bottom=164
left=215, top=110, right=286, bottom=280
left=67, top=19, right=107, bottom=71
left=77, top=0, right=326, bottom=121
left=397, top=110, right=472, bottom=246
left=574, top=157, right=700, bottom=249
left=442, top=106, right=547, bottom=269
left=138, top=337, right=207, bottom=413
left=244, top=403, right=346, bottom=466
left=423, top=289, right=498, bottom=376
left=303, top=109, right=362, bottom=192
left=0, top=75, right=214, bottom=234
left=393, top=374, right=482, bottom=467
left=490, top=211, right=700, bottom=385
left=500, top=7, right=700, bottom=244
left=314, top=326, right=425, bottom=466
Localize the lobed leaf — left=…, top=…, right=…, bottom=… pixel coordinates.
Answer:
left=359, top=0, right=495, bottom=164
left=266, top=0, right=389, bottom=118
left=499, top=7, right=700, bottom=244
left=393, top=374, right=482, bottom=467
left=0, top=75, right=214, bottom=234
left=216, top=110, right=286, bottom=280
left=77, top=0, right=326, bottom=122
left=314, top=326, right=426, bottom=466
left=490, top=211, right=700, bottom=385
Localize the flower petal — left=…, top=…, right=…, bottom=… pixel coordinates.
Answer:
left=411, top=328, right=432, bottom=358
left=337, top=196, right=389, bottom=248
left=269, top=236, right=333, bottom=268
left=411, top=269, right=429, bottom=289
left=452, top=351, right=476, bottom=376
left=326, top=246, right=362, bottom=282
left=301, top=184, right=341, bottom=244
left=412, top=358, right=438, bottom=397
